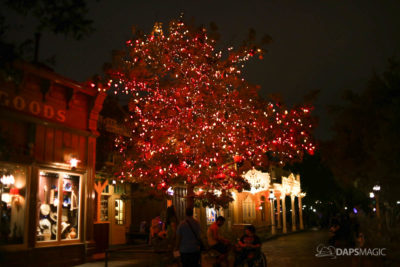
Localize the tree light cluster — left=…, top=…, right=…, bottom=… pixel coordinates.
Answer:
left=95, top=18, right=315, bottom=205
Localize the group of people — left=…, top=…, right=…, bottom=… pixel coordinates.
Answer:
left=174, top=207, right=263, bottom=267
left=328, top=210, right=365, bottom=248
left=149, top=205, right=179, bottom=250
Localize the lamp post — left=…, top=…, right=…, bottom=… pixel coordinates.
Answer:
left=373, top=185, right=381, bottom=231
left=269, top=189, right=276, bottom=235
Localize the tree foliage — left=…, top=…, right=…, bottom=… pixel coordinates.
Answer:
left=100, top=18, right=315, bottom=207
left=326, top=58, right=400, bottom=202
left=0, top=0, right=95, bottom=64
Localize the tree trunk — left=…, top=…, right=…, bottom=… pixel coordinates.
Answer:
left=186, top=183, right=194, bottom=209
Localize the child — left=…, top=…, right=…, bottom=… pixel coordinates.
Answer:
left=234, top=225, right=261, bottom=267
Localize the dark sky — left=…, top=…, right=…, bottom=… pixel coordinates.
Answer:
left=5, top=0, right=400, bottom=140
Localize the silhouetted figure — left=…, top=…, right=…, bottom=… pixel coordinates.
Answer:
left=176, top=207, right=201, bottom=267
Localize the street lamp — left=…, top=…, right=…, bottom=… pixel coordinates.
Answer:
left=372, top=184, right=381, bottom=232
left=269, top=189, right=276, bottom=235
left=373, top=185, right=381, bottom=192
left=369, top=192, right=375, bottom=198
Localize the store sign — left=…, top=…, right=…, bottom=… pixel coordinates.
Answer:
left=0, top=90, right=66, bottom=122
left=243, top=169, right=270, bottom=194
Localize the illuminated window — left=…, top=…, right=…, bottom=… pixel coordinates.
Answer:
left=114, top=184, right=125, bottom=194
left=36, top=170, right=81, bottom=242
left=0, top=163, right=27, bottom=245
left=206, top=207, right=217, bottom=224
left=115, top=199, right=125, bottom=225
left=242, top=195, right=256, bottom=223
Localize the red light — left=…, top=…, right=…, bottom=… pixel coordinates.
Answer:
left=10, top=188, right=19, bottom=195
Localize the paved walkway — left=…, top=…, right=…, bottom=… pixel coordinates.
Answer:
left=262, top=229, right=390, bottom=267
left=75, top=229, right=393, bottom=267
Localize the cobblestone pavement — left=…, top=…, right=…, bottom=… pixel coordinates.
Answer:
left=261, top=229, right=389, bottom=267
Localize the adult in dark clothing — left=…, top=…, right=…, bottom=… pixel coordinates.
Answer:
left=234, top=225, right=261, bottom=267
left=176, top=207, right=202, bottom=267
left=165, top=205, right=178, bottom=244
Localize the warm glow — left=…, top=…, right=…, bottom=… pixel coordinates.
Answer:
left=373, top=185, right=381, bottom=191
left=243, top=169, right=270, bottom=194
left=1, top=174, right=15, bottom=185
left=69, top=158, right=79, bottom=168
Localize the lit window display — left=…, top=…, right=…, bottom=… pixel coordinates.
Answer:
left=114, top=199, right=125, bottom=225
left=0, top=163, right=27, bottom=245
left=206, top=207, right=217, bottom=224
left=36, top=171, right=81, bottom=242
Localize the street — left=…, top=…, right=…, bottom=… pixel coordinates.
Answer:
left=75, top=229, right=393, bottom=267
left=262, top=229, right=388, bottom=267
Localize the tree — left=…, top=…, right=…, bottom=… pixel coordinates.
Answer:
left=326, top=58, right=400, bottom=203
left=0, top=0, right=95, bottom=65
left=100, top=18, right=315, bottom=208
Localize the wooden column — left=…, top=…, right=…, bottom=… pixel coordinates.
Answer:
left=291, top=194, right=296, bottom=231
left=270, top=198, right=276, bottom=235
left=276, top=192, right=282, bottom=229
left=282, top=195, right=287, bottom=234
left=94, top=180, right=109, bottom=222
left=85, top=135, right=98, bottom=255
left=298, top=194, right=304, bottom=230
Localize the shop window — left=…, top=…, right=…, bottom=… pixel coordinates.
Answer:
left=100, top=195, right=109, bottom=221
left=102, top=185, right=109, bottom=194
left=206, top=208, right=224, bottom=225
left=260, top=196, right=266, bottom=221
left=0, top=163, right=27, bottom=245
left=206, top=207, right=217, bottom=224
left=242, top=195, right=256, bottom=223
left=36, top=171, right=81, bottom=243
left=114, top=199, right=125, bottom=225
left=114, top=184, right=125, bottom=194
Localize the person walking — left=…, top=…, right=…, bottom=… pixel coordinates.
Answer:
left=176, top=207, right=202, bottom=267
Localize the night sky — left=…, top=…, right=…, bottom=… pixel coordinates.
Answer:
left=5, top=0, right=400, bottom=140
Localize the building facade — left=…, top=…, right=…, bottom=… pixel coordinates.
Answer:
left=193, top=169, right=305, bottom=237
left=0, top=62, right=105, bottom=266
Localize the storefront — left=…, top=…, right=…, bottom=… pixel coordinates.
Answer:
left=94, top=103, right=132, bottom=246
left=0, top=62, right=106, bottom=266
left=94, top=179, right=132, bottom=245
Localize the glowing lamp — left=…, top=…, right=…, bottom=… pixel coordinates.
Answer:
left=369, top=192, right=375, bottom=198
left=269, top=189, right=275, bottom=200
left=69, top=158, right=79, bottom=168
left=373, top=185, right=381, bottom=192
left=1, top=174, right=15, bottom=185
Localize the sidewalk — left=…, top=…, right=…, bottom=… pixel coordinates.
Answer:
left=74, top=229, right=309, bottom=267
left=74, top=242, right=177, bottom=267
